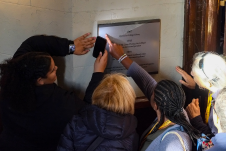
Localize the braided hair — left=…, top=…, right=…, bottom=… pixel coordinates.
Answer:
left=0, top=52, right=51, bottom=112
left=151, top=80, right=200, bottom=142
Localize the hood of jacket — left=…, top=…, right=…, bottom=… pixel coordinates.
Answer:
left=80, top=105, right=137, bottom=140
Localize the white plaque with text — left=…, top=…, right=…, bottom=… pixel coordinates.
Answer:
left=98, top=20, right=160, bottom=74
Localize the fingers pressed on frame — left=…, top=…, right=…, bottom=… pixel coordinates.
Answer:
left=105, top=35, right=113, bottom=46
left=176, top=68, right=185, bottom=75
left=84, top=41, right=95, bottom=45
left=83, top=37, right=95, bottom=43
left=85, top=44, right=94, bottom=48
left=80, top=33, right=90, bottom=40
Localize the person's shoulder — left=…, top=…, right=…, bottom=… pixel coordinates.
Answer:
left=35, top=83, right=71, bottom=98
left=49, top=83, right=79, bottom=99
left=159, top=130, right=192, bottom=151
left=65, top=114, right=87, bottom=133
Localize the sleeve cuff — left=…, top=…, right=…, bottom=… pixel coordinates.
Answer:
left=67, top=40, right=74, bottom=55
left=92, top=72, right=105, bottom=81
left=69, top=40, right=74, bottom=45
left=190, top=115, right=203, bottom=126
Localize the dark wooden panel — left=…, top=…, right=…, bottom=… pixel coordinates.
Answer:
left=195, top=0, right=206, bottom=53
left=224, top=1, right=226, bottom=54
left=204, top=0, right=220, bottom=52
left=183, top=0, right=220, bottom=119
left=183, top=0, right=220, bottom=78
left=134, top=99, right=156, bottom=138
left=183, top=0, right=197, bottom=73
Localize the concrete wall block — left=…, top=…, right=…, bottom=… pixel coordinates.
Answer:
left=152, top=56, right=183, bottom=84
left=72, top=52, right=95, bottom=68
left=72, top=0, right=135, bottom=12
left=0, top=0, right=30, bottom=6
left=0, top=0, right=185, bottom=97
left=160, top=15, right=184, bottom=57
left=56, top=65, right=93, bottom=99
left=146, top=2, right=183, bottom=17
left=132, top=0, right=183, bottom=8
left=72, top=0, right=183, bottom=13
left=72, top=10, right=112, bottom=38
left=109, top=8, right=148, bottom=20
left=53, top=55, right=74, bottom=69
left=0, top=2, right=73, bottom=56
left=0, top=53, right=11, bottom=63
left=31, top=0, right=72, bottom=12
left=71, top=66, right=93, bottom=99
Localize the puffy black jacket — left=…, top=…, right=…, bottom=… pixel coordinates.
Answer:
left=57, top=104, right=139, bottom=151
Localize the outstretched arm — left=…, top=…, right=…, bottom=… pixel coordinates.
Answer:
left=127, top=62, right=157, bottom=101
left=14, top=33, right=95, bottom=58
left=190, top=115, right=212, bottom=135
left=106, top=34, right=157, bottom=100
left=83, top=51, right=108, bottom=104
left=186, top=98, right=212, bottom=135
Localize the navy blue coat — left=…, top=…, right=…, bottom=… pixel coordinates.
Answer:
left=57, top=105, right=138, bottom=151
left=57, top=73, right=139, bottom=151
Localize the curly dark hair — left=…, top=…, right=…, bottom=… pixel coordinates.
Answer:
left=151, top=80, right=201, bottom=143
left=0, top=52, right=51, bottom=112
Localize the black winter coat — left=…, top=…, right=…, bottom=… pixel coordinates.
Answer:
left=0, top=36, right=86, bottom=151
left=57, top=73, right=139, bottom=151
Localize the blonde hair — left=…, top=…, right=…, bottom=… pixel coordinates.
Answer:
left=192, top=52, right=226, bottom=91
left=92, top=73, right=136, bottom=114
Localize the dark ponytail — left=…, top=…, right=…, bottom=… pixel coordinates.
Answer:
left=153, top=80, right=200, bottom=142
left=0, top=52, right=51, bottom=112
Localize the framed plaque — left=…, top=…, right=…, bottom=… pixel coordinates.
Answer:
left=98, top=19, right=160, bottom=74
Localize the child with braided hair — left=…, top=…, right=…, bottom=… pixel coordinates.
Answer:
left=106, top=34, right=201, bottom=151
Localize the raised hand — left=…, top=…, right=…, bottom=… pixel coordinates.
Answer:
left=105, top=34, right=133, bottom=69
left=73, top=33, right=96, bottom=55
left=94, top=50, right=108, bottom=73
left=176, top=66, right=196, bottom=89
left=186, top=98, right=201, bottom=119
left=105, top=34, right=124, bottom=60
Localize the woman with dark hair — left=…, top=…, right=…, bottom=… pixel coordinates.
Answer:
left=106, top=35, right=200, bottom=151
left=0, top=33, right=95, bottom=151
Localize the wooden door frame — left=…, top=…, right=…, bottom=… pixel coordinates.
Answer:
left=183, top=0, right=221, bottom=118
